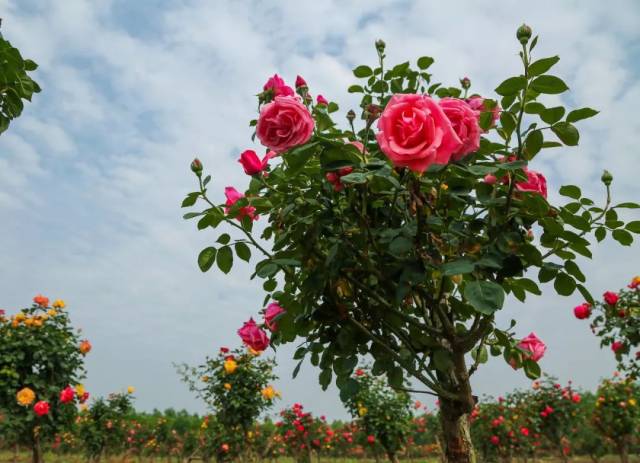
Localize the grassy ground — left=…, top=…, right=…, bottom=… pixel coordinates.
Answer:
left=1, top=452, right=638, bottom=463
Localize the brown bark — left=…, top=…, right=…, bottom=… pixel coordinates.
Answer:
left=617, top=438, right=629, bottom=463
left=438, top=350, right=476, bottom=463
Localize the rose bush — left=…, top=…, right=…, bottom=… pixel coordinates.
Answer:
left=573, top=276, right=640, bottom=378
left=0, top=296, right=87, bottom=463
left=176, top=346, right=278, bottom=461
left=342, top=367, right=413, bottom=463
left=181, top=25, right=639, bottom=463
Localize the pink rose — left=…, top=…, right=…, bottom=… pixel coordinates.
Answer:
left=611, top=341, right=624, bottom=353
left=238, top=149, right=276, bottom=176
left=467, top=96, right=501, bottom=130
left=483, top=174, right=497, bottom=185
left=237, top=318, right=270, bottom=352
left=264, top=302, right=285, bottom=331
left=517, top=332, right=546, bottom=362
left=603, top=291, right=619, bottom=305
left=439, top=98, right=481, bottom=160
left=263, top=74, right=294, bottom=98
left=224, top=187, right=257, bottom=221
left=295, top=75, right=307, bottom=88
left=316, top=94, right=328, bottom=106
left=516, top=168, right=547, bottom=199
left=257, top=96, right=314, bottom=153
left=376, top=94, right=462, bottom=173
left=573, top=303, right=591, bottom=320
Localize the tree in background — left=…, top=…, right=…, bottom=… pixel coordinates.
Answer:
left=76, top=389, right=135, bottom=462
left=0, top=19, right=41, bottom=135
left=343, top=367, right=412, bottom=462
left=0, top=296, right=87, bottom=463
left=573, top=276, right=640, bottom=378
left=176, top=346, right=278, bottom=461
left=182, top=23, right=639, bottom=463
left=274, top=403, right=328, bottom=463
left=591, top=375, right=640, bottom=463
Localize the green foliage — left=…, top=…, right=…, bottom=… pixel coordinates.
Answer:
left=0, top=32, right=41, bottom=134
left=343, top=368, right=413, bottom=459
left=76, top=391, right=134, bottom=460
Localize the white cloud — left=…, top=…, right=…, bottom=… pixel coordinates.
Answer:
left=0, top=0, right=638, bottom=418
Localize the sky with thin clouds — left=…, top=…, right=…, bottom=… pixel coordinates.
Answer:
left=0, top=0, right=639, bottom=420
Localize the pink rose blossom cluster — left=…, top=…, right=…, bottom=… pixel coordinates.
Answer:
left=237, top=302, right=286, bottom=352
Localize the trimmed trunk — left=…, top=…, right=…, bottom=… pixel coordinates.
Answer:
left=439, top=399, right=474, bottom=463
left=31, top=439, right=43, bottom=463
left=385, top=450, right=400, bottom=463
left=438, top=350, right=476, bottom=463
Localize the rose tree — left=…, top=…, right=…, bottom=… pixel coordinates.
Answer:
left=182, top=25, right=638, bottom=462
left=343, top=367, right=413, bottom=463
left=176, top=346, right=278, bottom=459
left=573, top=276, right=640, bottom=378
left=0, top=296, right=87, bottom=463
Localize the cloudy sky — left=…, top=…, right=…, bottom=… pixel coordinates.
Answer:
left=0, top=0, right=638, bottom=420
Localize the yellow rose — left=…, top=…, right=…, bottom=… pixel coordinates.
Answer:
left=261, top=386, right=277, bottom=400
left=127, top=386, right=135, bottom=394
left=52, top=299, right=66, bottom=309
left=24, top=318, right=34, bottom=327
left=16, top=387, right=36, bottom=406
left=75, top=384, right=86, bottom=397
left=224, top=383, right=232, bottom=391
left=47, top=309, right=58, bottom=317
left=358, top=406, right=368, bottom=417
left=629, top=399, right=637, bottom=407
left=224, top=359, right=238, bottom=374
left=15, top=313, right=26, bottom=322
left=201, top=376, right=210, bottom=383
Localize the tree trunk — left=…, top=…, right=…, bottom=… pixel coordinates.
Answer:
left=386, top=450, right=400, bottom=463
left=31, top=439, right=43, bottom=463
left=439, top=399, right=474, bottom=463
left=438, top=350, right=476, bottom=463
left=617, top=438, right=629, bottom=463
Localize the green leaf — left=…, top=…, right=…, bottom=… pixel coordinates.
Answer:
left=353, top=65, right=373, bottom=78
left=197, top=247, right=217, bottom=272
left=256, top=263, right=279, bottom=278
left=471, top=345, right=489, bottom=364
left=389, top=236, right=413, bottom=256
left=625, top=221, right=640, bottom=233
left=595, top=226, right=606, bottom=242
left=235, top=242, right=251, bottom=262
left=564, top=260, right=586, bottom=283
left=614, top=202, right=640, bottom=209
left=552, top=122, right=579, bottom=146
left=340, top=172, right=368, bottom=184
left=566, top=107, right=599, bottom=123
left=554, top=272, right=576, bottom=296
left=433, top=350, right=453, bottom=372
left=463, top=281, right=505, bottom=315
left=528, top=56, right=560, bottom=76
left=216, top=233, right=231, bottom=245
left=441, top=259, right=475, bottom=276
left=524, top=130, right=543, bottom=157
left=319, top=368, right=332, bottom=390
left=612, top=229, right=633, bottom=246
left=181, top=193, right=199, bottom=208
left=495, top=76, right=527, bottom=96
left=577, top=284, right=595, bottom=305
left=216, top=246, right=233, bottom=274
left=417, top=56, right=434, bottom=69
left=559, top=185, right=581, bottom=199
left=530, top=75, right=569, bottom=94
left=523, top=359, right=542, bottom=379
left=541, top=106, right=565, bottom=124
left=348, top=85, right=364, bottom=93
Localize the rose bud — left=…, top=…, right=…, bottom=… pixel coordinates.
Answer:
left=517, top=24, right=532, bottom=44
left=190, top=158, right=203, bottom=176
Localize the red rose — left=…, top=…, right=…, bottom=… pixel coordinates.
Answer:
left=33, top=401, right=50, bottom=417
left=59, top=386, right=75, bottom=404
left=33, top=294, right=49, bottom=307
left=611, top=341, right=625, bottom=353
left=573, top=303, right=591, bottom=320
left=603, top=291, right=619, bottom=305
left=439, top=98, right=481, bottom=160
left=264, top=302, right=285, bottom=332
left=516, top=168, right=548, bottom=198
left=224, top=187, right=257, bottom=221
left=238, top=149, right=275, bottom=176
left=490, top=435, right=500, bottom=445
left=263, top=74, right=294, bottom=98
left=367, top=435, right=375, bottom=444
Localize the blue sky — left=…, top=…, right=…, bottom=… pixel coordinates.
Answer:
left=0, top=0, right=639, bottom=419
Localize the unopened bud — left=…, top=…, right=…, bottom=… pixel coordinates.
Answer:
left=375, top=39, right=386, bottom=54
left=191, top=158, right=203, bottom=176
left=601, top=170, right=613, bottom=186
left=346, top=109, right=356, bottom=124
left=460, top=77, right=471, bottom=90
left=517, top=24, right=532, bottom=45
left=295, top=75, right=307, bottom=89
